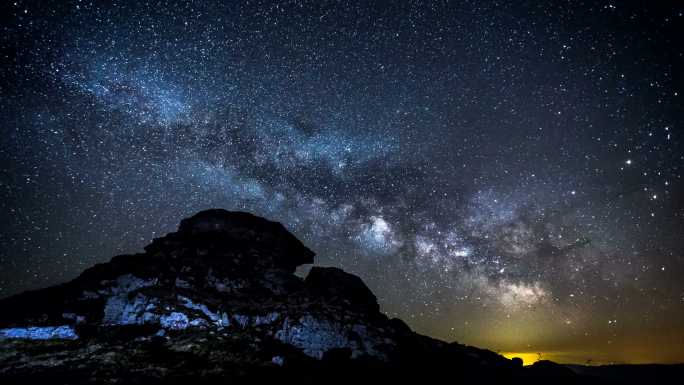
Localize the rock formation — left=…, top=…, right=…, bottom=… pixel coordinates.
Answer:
left=0, top=209, right=582, bottom=384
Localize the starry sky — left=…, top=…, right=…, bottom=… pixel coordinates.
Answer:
left=1, top=0, right=683, bottom=365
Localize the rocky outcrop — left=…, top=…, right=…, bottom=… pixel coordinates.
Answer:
left=305, top=267, right=380, bottom=313
left=0, top=210, right=580, bottom=384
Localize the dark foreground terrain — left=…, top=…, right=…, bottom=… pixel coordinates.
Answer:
left=0, top=210, right=680, bottom=384
left=565, top=364, right=684, bottom=385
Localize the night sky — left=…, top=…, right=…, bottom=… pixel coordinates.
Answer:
left=1, top=0, right=683, bottom=365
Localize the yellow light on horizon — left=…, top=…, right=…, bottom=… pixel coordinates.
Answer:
left=501, top=352, right=541, bottom=366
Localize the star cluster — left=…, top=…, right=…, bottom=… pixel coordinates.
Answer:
left=1, top=0, right=683, bottom=364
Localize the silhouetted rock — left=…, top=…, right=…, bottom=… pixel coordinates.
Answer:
left=147, top=209, right=315, bottom=272
left=0, top=210, right=592, bottom=384
left=528, top=360, right=578, bottom=377
left=305, top=266, right=379, bottom=313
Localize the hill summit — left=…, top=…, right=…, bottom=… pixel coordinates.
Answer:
left=0, top=209, right=577, bottom=384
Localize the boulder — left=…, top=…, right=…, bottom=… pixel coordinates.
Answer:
left=145, top=209, right=315, bottom=273
left=305, top=267, right=379, bottom=313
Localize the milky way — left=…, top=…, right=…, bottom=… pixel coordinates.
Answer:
left=1, top=1, right=683, bottom=364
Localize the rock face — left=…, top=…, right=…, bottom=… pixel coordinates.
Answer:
left=0, top=210, right=581, bottom=384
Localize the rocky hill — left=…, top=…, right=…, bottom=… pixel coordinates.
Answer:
left=0, top=209, right=583, bottom=384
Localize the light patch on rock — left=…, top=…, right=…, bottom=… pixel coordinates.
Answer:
left=233, top=314, right=250, bottom=328
left=106, top=274, right=158, bottom=295
left=189, top=318, right=209, bottom=327
left=99, top=274, right=160, bottom=325
left=160, top=312, right=189, bottom=330
left=177, top=295, right=224, bottom=327
left=221, top=312, right=230, bottom=327
left=0, top=325, right=78, bottom=340
left=275, top=315, right=385, bottom=359
left=254, top=312, right=280, bottom=326
left=103, top=293, right=159, bottom=325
